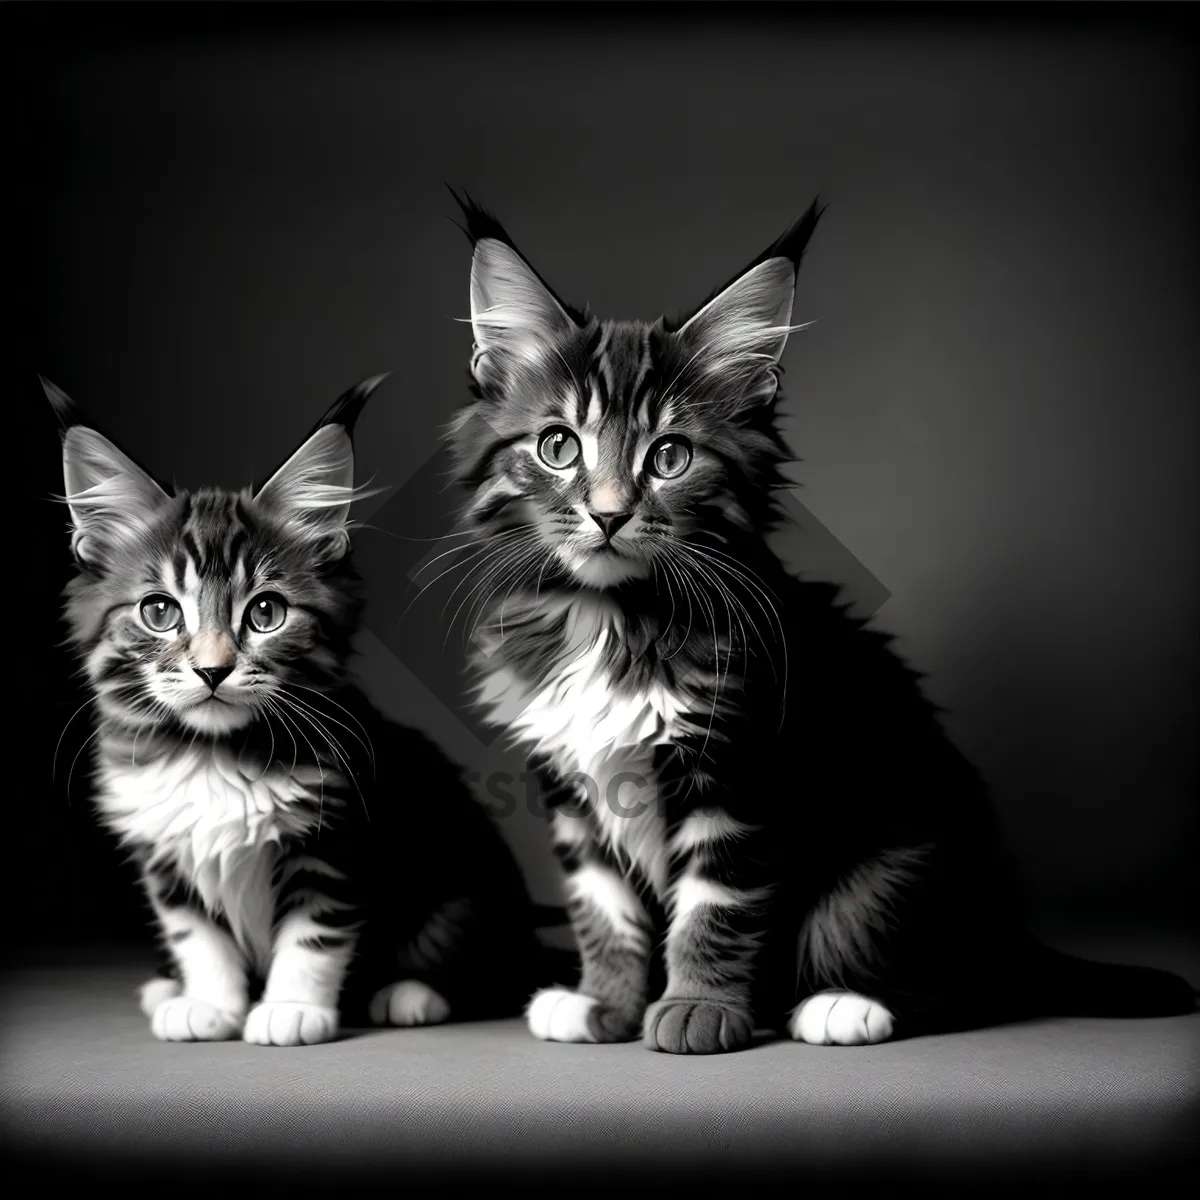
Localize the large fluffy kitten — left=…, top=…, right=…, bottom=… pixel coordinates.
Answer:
left=445, top=195, right=1195, bottom=1054
left=46, top=374, right=542, bottom=1046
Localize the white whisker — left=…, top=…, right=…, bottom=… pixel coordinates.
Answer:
left=52, top=696, right=98, bottom=788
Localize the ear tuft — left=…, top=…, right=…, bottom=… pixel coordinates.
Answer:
left=254, top=375, right=389, bottom=562
left=307, top=372, right=391, bottom=441
left=669, top=196, right=825, bottom=339
left=666, top=198, right=825, bottom=410
left=447, top=186, right=518, bottom=251
left=451, top=192, right=585, bottom=384
left=40, top=375, right=80, bottom=430
left=757, top=196, right=825, bottom=276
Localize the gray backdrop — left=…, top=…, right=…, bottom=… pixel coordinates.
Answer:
left=24, top=10, right=1197, bottom=942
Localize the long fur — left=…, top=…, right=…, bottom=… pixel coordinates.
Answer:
left=443, top=196, right=1196, bottom=1053
left=46, top=375, right=547, bottom=1044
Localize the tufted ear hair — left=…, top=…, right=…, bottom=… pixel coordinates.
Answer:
left=668, top=198, right=825, bottom=410
left=253, top=374, right=390, bottom=562
left=448, top=188, right=582, bottom=388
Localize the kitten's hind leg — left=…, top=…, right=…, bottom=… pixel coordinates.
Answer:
left=788, top=990, right=895, bottom=1046
left=137, top=914, right=185, bottom=1016
left=368, top=979, right=452, bottom=1028
left=137, top=976, right=181, bottom=1018
left=360, top=896, right=473, bottom=1028
left=789, top=843, right=961, bottom=1044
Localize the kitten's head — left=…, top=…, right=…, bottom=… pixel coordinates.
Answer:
left=448, top=194, right=822, bottom=590
left=46, top=376, right=386, bottom=737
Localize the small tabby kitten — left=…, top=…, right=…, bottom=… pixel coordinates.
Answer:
left=47, top=374, right=540, bottom=1046
left=445, top=194, right=1195, bottom=1053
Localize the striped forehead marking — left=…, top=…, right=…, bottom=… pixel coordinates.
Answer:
left=175, top=494, right=255, bottom=578
left=569, top=323, right=655, bottom=423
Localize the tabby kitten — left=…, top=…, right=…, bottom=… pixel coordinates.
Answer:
left=444, top=194, right=1195, bottom=1054
left=47, top=374, right=540, bottom=1046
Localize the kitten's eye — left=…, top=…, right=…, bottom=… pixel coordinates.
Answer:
left=245, top=593, right=288, bottom=633
left=647, top=436, right=693, bottom=480
left=139, top=594, right=182, bottom=633
left=537, top=426, right=582, bottom=470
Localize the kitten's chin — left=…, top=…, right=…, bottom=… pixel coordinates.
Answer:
left=176, top=699, right=257, bottom=736
left=564, top=550, right=651, bottom=589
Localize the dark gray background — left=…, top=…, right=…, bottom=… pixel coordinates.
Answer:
left=16, top=6, right=1197, bottom=951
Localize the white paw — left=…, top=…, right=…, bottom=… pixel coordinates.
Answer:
left=243, top=1001, right=339, bottom=1046
left=789, top=990, right=895, bottom=1046
left=150, top=996, right=243, bottom=1042
left=138, top=976, right=181, bottom=1019
left=526, top=988, right=598, bottom=1043
left=369, top=980, right=452, bottom=1027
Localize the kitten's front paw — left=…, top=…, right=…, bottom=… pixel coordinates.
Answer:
left=369, top=980, right=452, bottom=1027
left=643, top=998, right=754, bottom=1054
left=526, top=988, right=640, bottom=1044
left=150, top=996, right=243, bottom=1042
left=789, top=990, right=894, bottom=1046
left=243, top=1001, right=338, bottom=1047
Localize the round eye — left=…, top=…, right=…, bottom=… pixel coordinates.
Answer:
left=647, top=437, right=693, bottom=480
left=139, top=594, right=182, bottom=633
left=537, top=426, right=582, bottom=470
left=246, top=593, right=288, bottom=634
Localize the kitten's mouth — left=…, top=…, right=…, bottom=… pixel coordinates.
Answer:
left=175, top=692, right=256, bottom=735
left=566, top=541, right=651, bottom=588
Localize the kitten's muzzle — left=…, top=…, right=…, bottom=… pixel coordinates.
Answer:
left=193, top=666, right=234, bottom=693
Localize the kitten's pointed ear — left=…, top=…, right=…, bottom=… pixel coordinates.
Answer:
left=670, top=199, right=825, bottom=404
left=254, top=374, right=389, bottom=561
left=448, top=189, right=580, bottom=380
left=42, top=376, right=171, bottom=566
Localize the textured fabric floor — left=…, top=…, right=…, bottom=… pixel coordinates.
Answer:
left=1, top=938, right=1197, bottom=1188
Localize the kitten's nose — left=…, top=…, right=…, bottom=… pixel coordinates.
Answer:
left=193, top=666, right=233, bottom=692
left=588, top=511, right=632, bottom=541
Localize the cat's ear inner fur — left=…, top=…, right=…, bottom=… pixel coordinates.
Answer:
left=448, top=188, right=581, bottom=389
left=675, top=257, right=798, bottom=370
left=41, top=375, right=171, bottom=567
left=669, top=196, right=826, bottom=406
left=470, top=239, right=575, bottom=360
left=253, top=374, right=390, bottom=563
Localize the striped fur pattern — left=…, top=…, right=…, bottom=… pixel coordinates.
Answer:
left=46, top=375, right=541, bottom=1045
left=445, top=195, right=1196, bottom=1052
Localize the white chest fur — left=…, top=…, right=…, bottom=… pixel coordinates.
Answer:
left=475, top=598, right=699, bottom=896
left=97, top=743, right=333, bottom=967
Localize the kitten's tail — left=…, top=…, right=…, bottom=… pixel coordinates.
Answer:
left=1025, top=940, right=1197, bottom=1018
